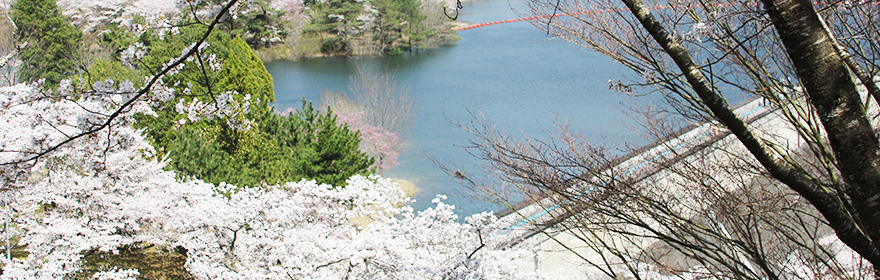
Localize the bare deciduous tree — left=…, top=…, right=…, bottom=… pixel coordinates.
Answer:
left=321, top=67, right=417, bottom=171
left=454, top=105, right=872, bottom=278
left=456, top=0, right=880, bottom=277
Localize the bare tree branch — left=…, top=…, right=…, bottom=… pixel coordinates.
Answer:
left=0, top=0, right=241, bottom=166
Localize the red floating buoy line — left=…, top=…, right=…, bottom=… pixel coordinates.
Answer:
left=454, top=1, right=853, bottom=31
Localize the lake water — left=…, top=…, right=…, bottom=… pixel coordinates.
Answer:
left=265, top=0, right=646, bottom=216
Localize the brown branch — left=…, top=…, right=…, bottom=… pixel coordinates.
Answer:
left=1, top=0, right=241, bottom=166
left=467, top=228, right=485, bottom=259
left=620, top=0, right=880, bottom=267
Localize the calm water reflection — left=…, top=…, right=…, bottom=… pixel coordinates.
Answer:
left=265, top=0, right=644, bottom=216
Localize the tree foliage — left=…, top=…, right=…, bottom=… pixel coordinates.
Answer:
left=305, top=0, right=366, bottom=54
left=0, top=82, right=543, bottom=279
left=0, top=2, right=533, bottom=277
left=231, top=0, right=288, bottom=48
left=12, top=0, right=83, bottom=86
left=372, top=0, right=432, bottom=53
left=215, top=34, right=276, bottom=104
left=86, top=11, right=373, bottom=187
left=165, top=100, right=375, bottom=187
left=302, top=0, right=451, bottom=55
left=186, top=0, right=288, bottom=48
left=71, top=59, right=144, bottom=91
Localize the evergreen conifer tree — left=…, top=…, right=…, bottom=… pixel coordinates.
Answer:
left=12, top=0, right=82, bottom=85
left=371, top=0, right=431, bottom=53
left=305, top=0, right=364, bottom=54
left=396, top=0, right=430, bottom=51
left=121, top=24, right=372, bottom=187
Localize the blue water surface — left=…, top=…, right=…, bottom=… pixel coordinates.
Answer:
left=265, top=0, right=645, bottom=216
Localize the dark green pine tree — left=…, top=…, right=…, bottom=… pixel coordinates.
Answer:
left=371, top=0, right=405, bottom=53
left=235, top=0, right=287, bottom=48
left=396, top=0, right=431, bottom=52
left=305, top=0, right=364, bottom=54
left=371, top=0, right=431, bottom=53
left=13, top=0, right=83, bottom=86
left=117, top=22, right=371, bottom=188
left=164, top=100, right=374, bottom=188
left=216, top=37, right=275, bottom=105
left=259, top=100, right=375, bottom=187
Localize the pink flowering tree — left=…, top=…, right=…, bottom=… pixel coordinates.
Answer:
left=334, top=110, right=400, bottom=172
left=319, top=68, right=417, bottom=173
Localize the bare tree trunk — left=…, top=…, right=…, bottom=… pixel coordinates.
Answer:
left=761, top=0, right=880, bottom=271
left=619, top=0, right=880, bottom=270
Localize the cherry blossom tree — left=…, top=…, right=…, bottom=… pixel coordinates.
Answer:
left=0, top=80, right=550, bottom=278
left=0, top=1, right=541, bottom=278
left=334, top=110, right=401, bottom=171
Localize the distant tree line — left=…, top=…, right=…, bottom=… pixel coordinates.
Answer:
left=161, top=0, right=458, bottom=56
left=9, top=0, right=457, bottom=89
left=304, top=0, right=442, bottom=55
left=223, top=0, right=458, bottom=56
